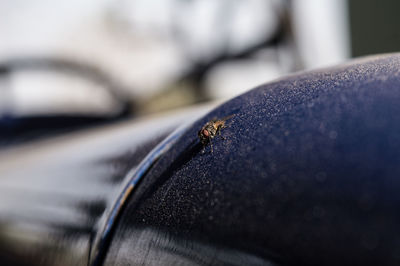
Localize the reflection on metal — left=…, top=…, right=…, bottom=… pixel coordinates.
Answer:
left=0, top=104, right=210, bottom=266
left=90, top=124, right=190, bottom=266
left=104, top=227, right=276, bottom=266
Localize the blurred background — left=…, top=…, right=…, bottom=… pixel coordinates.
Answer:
left=0, top=0, right=398, bottom=148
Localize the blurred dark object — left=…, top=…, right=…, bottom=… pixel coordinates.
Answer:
left=132, top=0, right=300, bottom=113
left=0, top=58, right=133, bottom=148
left=349, top=0, right=400, bottom=56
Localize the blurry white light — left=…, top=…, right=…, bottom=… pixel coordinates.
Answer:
left=291, top=0, right=350, bottom=69
left=206, top=58, right=281, bottom=99
left=8, top=71, right=120, bottom=116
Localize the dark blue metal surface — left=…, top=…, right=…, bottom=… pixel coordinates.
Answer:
left=90, top=124, right=192, bottom=266
left=104, top=54, right=400, bottom=266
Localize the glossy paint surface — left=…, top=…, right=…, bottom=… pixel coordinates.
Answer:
left=0, top=106, right=209, bottom=266
left=104, top=54, right=400, bottom=266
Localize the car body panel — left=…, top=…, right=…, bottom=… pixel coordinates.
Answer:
left=1, top=54, right=400, bottom=266
left=104, top=54, right=400, bottom=266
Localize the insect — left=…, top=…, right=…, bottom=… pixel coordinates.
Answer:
left=198, top=115, right=234, bottom=153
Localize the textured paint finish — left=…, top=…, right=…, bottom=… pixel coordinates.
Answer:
left=105, top=54, right=400, bottom=266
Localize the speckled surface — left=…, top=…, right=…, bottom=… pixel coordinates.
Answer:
left=105, top=54, right=400, bottom=266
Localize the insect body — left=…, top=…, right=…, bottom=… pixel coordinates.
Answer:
left=198, top=115, right=233, bottom=153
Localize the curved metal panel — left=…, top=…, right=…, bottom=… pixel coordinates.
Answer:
left=104, top=54, right=400, bottom=266
left=90, top=124, right=192, bottom=265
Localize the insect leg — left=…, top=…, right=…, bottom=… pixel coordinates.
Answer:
left=217, top=129, right=226, bottom=140
left=209, top=138, right=213, bottom=153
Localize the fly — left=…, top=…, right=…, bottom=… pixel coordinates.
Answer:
left=198, top=115, right=234, bottom=153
